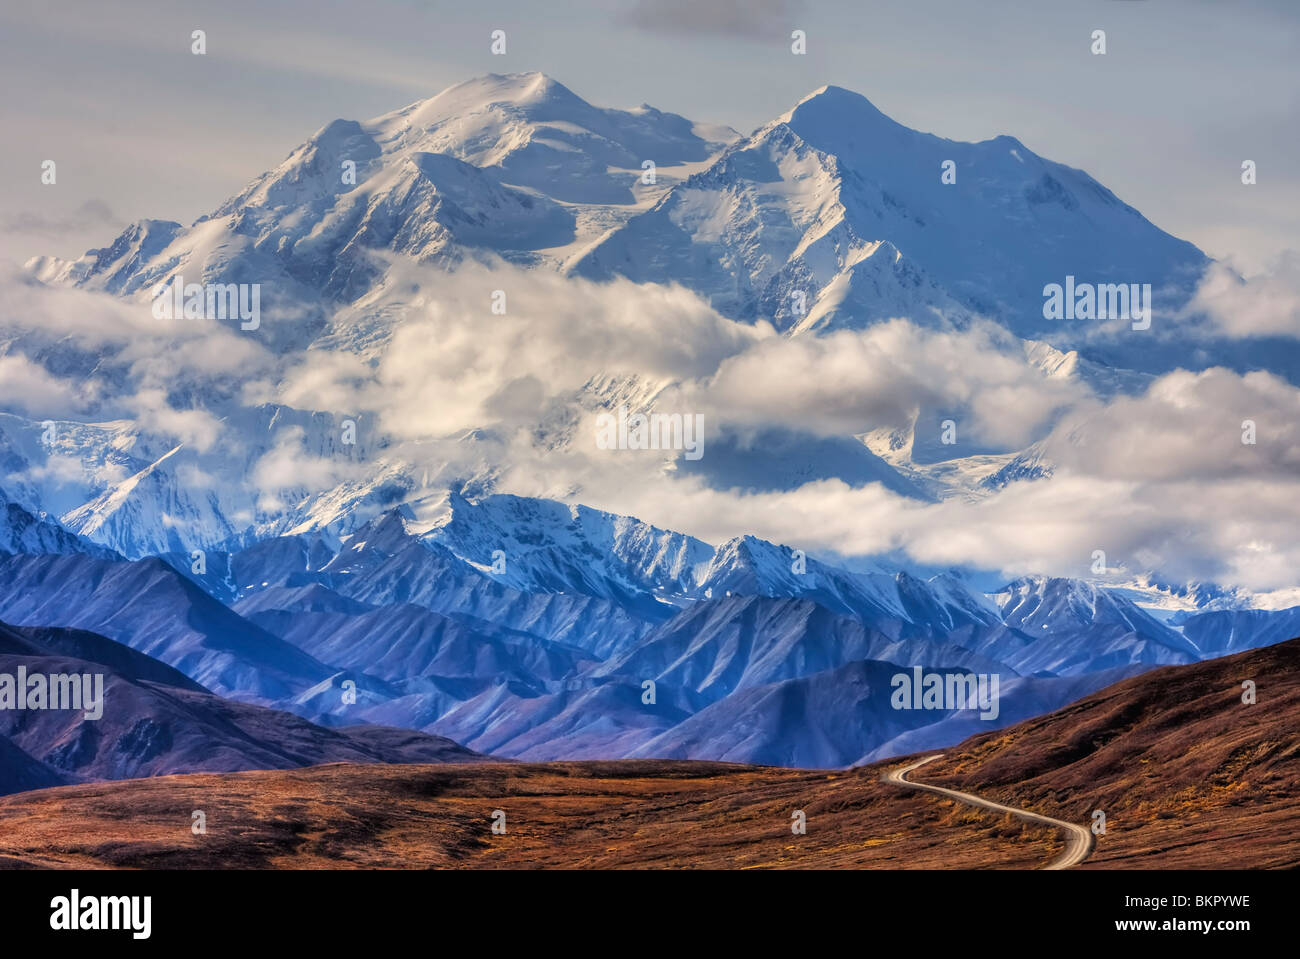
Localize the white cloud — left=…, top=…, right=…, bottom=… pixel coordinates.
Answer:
left=1043, top=367, right=1300, bottom=481
left=7, top=254, right=1300, bottom=594
left=249, top=426, right=370, bottom=512
left=123, top=389, right=225, bottom=454
left=261, top=260, right=1300, bottom=592
left=276, top=260, right=767, bottom=440
left=0, top=354, right=86, bottom=417
left=1189, top=252, right=1300, bottom=339
left=678, top=319, right=1085, bottom=447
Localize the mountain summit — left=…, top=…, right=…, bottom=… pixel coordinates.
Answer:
left=29, top=72, right=737, bottom=343
left=575, top=80, right=1208, bottom=348
left=33, top=73, right=1207, bottom=359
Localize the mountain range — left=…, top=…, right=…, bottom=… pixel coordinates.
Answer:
left=4, top=636, right=1293, bottom=868
left=3, top=72, right=1297, bottom=783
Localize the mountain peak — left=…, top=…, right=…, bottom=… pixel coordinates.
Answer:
left=778, top=83, right=897, bottom=133
left=794, top=83, right=873, bottom=106
left=396, top=71, right=582, bottom=127
left=453, top=71, right=576, bottom=104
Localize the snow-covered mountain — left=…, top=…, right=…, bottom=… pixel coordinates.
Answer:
left=419, top=490, right=714, bottom=612
left=25, top=72, right=1227, bottom=373
left=4, top=485, right=1289, bottom=767
left=0, top=498, right=114, bottom=558
left=27, top=73, right=736, bottom=350
left=573, top=84, right=1207, bottom=346
left=5, top=71, right=1235, bottom=563
left=986, top=577, right=1202, bottom=675
left=3, top=73, right=1296, bottom=770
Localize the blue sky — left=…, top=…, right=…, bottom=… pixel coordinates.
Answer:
left=1, top=0, right=1296, bottom=269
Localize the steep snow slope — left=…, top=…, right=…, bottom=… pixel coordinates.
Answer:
left=986, top=576, right=1201, bottom=674
left=0, top=498, right=113, bottom=558
left=30, top=73, right=736, bottom=344
left=575, top=84, right=1208, bottom=352
left=418, top=490, right=714, bottom=612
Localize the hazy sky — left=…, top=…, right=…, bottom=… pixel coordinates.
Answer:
left=2, top=0, right=1296, bottom=270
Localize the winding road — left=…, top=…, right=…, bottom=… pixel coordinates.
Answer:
left=881, top=754, right=1094, bottom=869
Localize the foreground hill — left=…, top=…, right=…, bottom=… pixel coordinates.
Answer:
left=0, top=618, right=488, bottom=796
left=916, top=635, right=1300, bottom=868
left=0, top=637, right=1293, bottom=868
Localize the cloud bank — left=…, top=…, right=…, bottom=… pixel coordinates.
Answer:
left=3, top=256, right=1300, bottom=595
